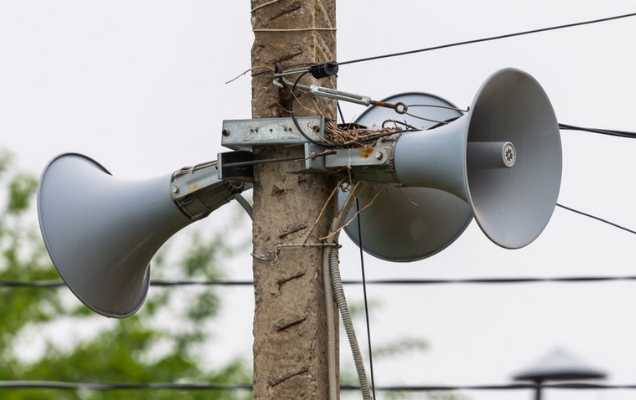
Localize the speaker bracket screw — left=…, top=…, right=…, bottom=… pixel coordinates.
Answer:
left=503, top=142, right=516, bottom=167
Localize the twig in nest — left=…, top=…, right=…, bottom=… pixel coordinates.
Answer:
left=226, top=65, right=276, bottom=84
left=319, top=184, right=386, bottom=241
left=290, top=89, right=320, bottom=115
left=302, top=179, right=345, bottom=245
left=306, top=93, right=326, bottom=118
left=324, top=121, right=404, bottom=147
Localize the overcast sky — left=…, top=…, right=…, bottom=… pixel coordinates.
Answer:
left=1, top=1, right=636, bottom=399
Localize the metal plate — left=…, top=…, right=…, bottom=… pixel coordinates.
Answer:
left=221, top=117, right=325, bottom=150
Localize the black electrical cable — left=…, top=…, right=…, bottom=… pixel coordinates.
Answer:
left=557, top=203, right=636, bottom=235
left=288, top=72, right=340, bottom=148
left=7, top=275, right=636, bottom=289
left=355, top=198, right=377, bottom=400
left=559, top=123, right=636, bottom=139
left=336, top=101, right=346, bottom=125
left=381, top=119, right=418, bottom=130
left=341, top=382, right=636, bottom=391
left=337, top=12, right=636, bottom=66
left=343, top=276, right=636, bottom=285
left=2, top=381, right=636, bottom=392
left=0, top=381, right=252, bottom=391
left=2, top=203, right=633, bottom=289
left=0, top=280, right=66, bottom=288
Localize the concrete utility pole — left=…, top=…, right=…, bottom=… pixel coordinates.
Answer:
left=250, top=0, right=338, bottom=398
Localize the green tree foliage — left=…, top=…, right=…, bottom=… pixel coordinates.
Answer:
left=0, top=150, right=251, bottom=399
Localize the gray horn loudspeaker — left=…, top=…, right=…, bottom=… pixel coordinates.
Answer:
left=340, top=93, right=474, bottom=262
left=37, top=153, right=240, bottom=318
left=342, top=68, right=562, bottom=260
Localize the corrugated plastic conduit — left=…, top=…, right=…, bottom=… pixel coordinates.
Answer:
left=324, top=181, right=372, bottom=400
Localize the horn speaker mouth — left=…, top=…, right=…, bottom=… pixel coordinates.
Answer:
left=465, top=68, right=562, bottom=248
left=340, top=68, right=562, bottom=261
left=37, top=153, right=192, bottom=318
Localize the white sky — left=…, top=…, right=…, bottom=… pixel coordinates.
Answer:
left=1, top=1, right=636, bottom=399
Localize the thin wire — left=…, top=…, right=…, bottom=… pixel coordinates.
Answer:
left=381, top=120, right=418, bottom=130
left=355, top=198, right=377, bottom=400
left=7, top=275, right=636, bottom=289
left=0, top=381, right=252, bottom=391
left=403, top=112, right=450, bottom=125
left=289, top=72, right=340, bottom=148
left=337, top=12, right=636, bottom=66
left=336, top=101, right=346, bottom=124
left=2, top=205, right=632, bottom=288
left=343, top=276, right=636, bottom=285
left=559, top=123, right=636, bottom=139
left=557, top=203, right=636, bottom=235
left=342, top=383, right=636, bottom=391
left=3, top=381, right=636, bottom=391
left=406, top=104, right=469, bottom=113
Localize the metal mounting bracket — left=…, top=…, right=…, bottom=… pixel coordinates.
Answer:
left=218, top=117, right=399, bottom=183
left=221, top=117, right=325, bottom=150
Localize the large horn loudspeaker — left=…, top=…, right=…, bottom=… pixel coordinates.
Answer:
left=37, top=153, right=239, bottom=318
left=342, top=68, right=562, bottom=261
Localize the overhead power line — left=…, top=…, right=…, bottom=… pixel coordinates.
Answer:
left=0, top=381, right=251, bottom=391
left=1, top=381, right=635, bottom=392
left=343, top=383, right=636, bottom=392
left=1, top=200, right=633, bottom=290
left=557, top=204, right=636, bottom=235
left=559, top=123, right=636, bottom=139
left=5, top=275, right=636, bottom=289
left=337, top=11, right=636, bottom=66
left=2, top=192, right=633, bottom=291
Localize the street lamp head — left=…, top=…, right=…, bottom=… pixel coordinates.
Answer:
left=512, top=348, right=608, bottom=382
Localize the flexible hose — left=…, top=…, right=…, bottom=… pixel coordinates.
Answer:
left=325, top=181, right=372, bottom=400
left=323, top=243, right=338, bottom=400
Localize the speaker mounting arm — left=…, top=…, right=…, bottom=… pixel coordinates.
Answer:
left=218, top=117, right=405, bottom=181
left=170, top=161, right=244, bottom=221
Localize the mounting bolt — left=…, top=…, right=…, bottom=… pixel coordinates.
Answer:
left=502, top=142, right=516, bottom=167
left=222, top=129, right=230, bottom=136
left=374, top=151, right=383, bottom=160
left=171, top=185, right=179, bottom=194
